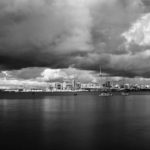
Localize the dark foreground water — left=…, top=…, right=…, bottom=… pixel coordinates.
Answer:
left=0, top=95, right=150, bottom=150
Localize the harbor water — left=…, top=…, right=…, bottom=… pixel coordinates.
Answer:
left=0, top=95, right=150, bottom=150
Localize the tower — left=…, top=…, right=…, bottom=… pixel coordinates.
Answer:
left=99, top=66, right=103, bottom=88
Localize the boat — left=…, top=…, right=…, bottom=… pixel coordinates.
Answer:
left=121, top=92, right=129, bottom=96
left=74, top=93, right=78, bottom=96
left=99, top=92, right=113, bottom=97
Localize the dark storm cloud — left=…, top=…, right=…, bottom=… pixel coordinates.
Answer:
left=0, top=0, right=94, bottom=69
left=0, top=0, right=150, bottom=78
left=142, top=0, right=150, bottom=8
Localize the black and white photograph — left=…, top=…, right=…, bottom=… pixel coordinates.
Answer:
left=0, top=0, right=150, bottom=149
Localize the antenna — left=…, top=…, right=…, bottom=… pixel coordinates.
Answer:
left=99, top=66, right=102, bottom=88
left=2, top=71, right=8, bottom=80
left=99, top=66, right=102, bottom=76
left=72, top=68, right=76, bottom=91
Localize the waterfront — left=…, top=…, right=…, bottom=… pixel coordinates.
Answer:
left=0, top=95, right=150, bottom=150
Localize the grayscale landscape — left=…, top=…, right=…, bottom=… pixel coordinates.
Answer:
left=0, top=0, right=150, bottom=150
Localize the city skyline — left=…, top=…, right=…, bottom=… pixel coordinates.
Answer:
left=1, top=67, right=150, bottom=89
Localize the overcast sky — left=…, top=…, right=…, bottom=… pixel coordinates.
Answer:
left=0, top=0, right=150, bottom=84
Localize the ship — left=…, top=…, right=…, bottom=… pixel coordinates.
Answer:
left=121, top=92, right=129, bottom=96
left=99, top=92, right=113, bottom=97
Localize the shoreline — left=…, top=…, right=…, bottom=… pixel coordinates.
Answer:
left=0, top=90, right=150, bottom=99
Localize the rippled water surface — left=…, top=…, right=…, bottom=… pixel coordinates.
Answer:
left=0, top=95, right=150, bottom=150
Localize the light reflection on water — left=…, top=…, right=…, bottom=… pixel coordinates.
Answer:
left=0, top=95, right=150, bottom=150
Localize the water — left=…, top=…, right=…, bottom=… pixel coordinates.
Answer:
left=0, top=95, right=150, bottom=150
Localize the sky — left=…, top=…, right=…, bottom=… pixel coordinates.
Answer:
left=0, top=0, right=150, bottom=86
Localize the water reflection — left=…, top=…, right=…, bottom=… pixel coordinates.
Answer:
left=0, top=95, right=150, bottom=149
left=42, top=96, right=77, bottom=112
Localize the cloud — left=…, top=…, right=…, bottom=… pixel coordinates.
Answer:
left=0, top=0, right=150, bottom=78
left=0, top=0, right=98, bottom=70
left=122, top=13, right=150, bottom=47
left=0, top=67, right=100, bottom=83
left=109, top=50, right=150, bottom=77
left=39, top=67, right=99, bottom=83
left=0, top=78, right=48, bottom=89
